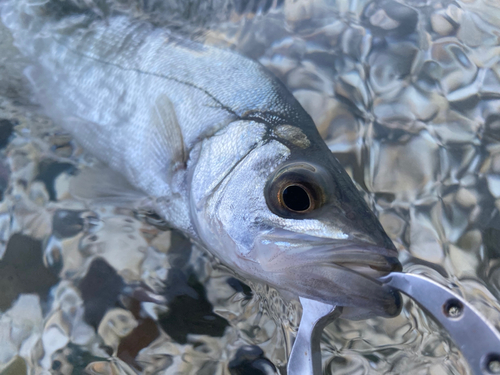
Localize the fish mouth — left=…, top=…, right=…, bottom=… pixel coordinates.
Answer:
left=252, top=232, right=403, bottom=317
left=332, top=255, right=402, bottom=277
left=272, top=250, right=403, bottom=318
left=318, top=244, right=403, bottom=318
left=254, top=230, right=402, bottom=277
left=322, top=244, right=402, bottom=277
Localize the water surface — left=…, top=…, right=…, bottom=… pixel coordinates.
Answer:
left=0, top=0, right=499, bottom=374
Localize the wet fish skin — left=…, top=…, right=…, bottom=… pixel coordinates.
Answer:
left=1, top=2, right=401, bottom=317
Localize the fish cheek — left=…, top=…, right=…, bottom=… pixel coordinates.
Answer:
left=192, top=138, right=291, bottom=266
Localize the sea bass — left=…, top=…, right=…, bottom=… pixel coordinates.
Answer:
left=1, top=0, right=401, bottom=317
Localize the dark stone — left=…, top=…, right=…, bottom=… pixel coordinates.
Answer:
left=0, top=161, right=10, bottom=203
left=166, top=231, right=193, bottom=269
left=78, top=258, right=124, bottom=329
left=52, top=343, right=107, bottom=375
left=228, top=345, right=277, bottom=375
left=0, top=120, right=13, bottom=201
left=227, top=277, right=253, bottom=299
left=0, top=234, right=59, bottom=312
left=484, top=227, right=500, bottom=259
left=118, top=318, right=160, bottom=369
left=51, top=360, right=62, bottom=371
left=163, top=268, right=199, bottom=301
left=52, top=210, right=85, bottom=238
left=35, top=160, right=76, bottom=201
left=0, top=355, right=27, bottom=375
left=0, top=119, right=15, bottom=149
left=158, top=271, right=229, bottom=344
left=449, top=94, right=481, bottom=113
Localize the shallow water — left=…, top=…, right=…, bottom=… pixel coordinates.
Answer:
left=0, top=0, right=500, bottom=374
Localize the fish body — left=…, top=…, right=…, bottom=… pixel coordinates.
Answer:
left=1, top=1, right=401, bottom=317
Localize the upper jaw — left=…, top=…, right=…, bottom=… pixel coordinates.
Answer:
left=253, top=230, right=402, bottom=277
left=326, top=244, right=402, bottom=275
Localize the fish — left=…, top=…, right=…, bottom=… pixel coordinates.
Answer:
left=0, top=0, right=402, bottom=318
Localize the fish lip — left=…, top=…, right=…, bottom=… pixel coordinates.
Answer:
left=325, top=251, right=403, bottom=317
left=370, top=256, right=402, bottom=273
left=253, top=230, right=401, bottom=275
left=274, top=257, right=403, bottom=318
left=328, top=245, right=402, bottom=275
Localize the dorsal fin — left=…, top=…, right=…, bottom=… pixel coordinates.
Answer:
left=26, top=0, right=284, bottom=34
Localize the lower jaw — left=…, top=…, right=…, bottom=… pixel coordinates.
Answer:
left=269, top=263, right=402, bottom=318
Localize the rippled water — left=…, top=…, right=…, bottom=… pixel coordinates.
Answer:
left=0, top=0, right=499, bottom=374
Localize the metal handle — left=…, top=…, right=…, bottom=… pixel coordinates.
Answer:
left=380, top=273, right=500, bottom=375
left=287, top=297, right=341, bottom=375
left=288, top=273, right=500, bottom=375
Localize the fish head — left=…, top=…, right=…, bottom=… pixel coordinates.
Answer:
left=191, top=120, right=401, bottom=318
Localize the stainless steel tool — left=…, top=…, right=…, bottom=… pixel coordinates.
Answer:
left=381, top=273, right=500, bottom=375
left=287, top=297, right=341, bottom=375
left=287, top=272, right=500, bottom=375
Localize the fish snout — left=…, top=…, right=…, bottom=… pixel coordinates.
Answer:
left=324, top=238, right=402, bottom=278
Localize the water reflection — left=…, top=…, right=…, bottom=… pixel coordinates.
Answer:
left=0, top=0, right=499, bottom=374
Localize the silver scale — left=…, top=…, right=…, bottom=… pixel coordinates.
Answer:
left=287, top=273, right=500, bottom=375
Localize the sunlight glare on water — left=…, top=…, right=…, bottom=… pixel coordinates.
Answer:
left=0, top=0, right=499, bottom=374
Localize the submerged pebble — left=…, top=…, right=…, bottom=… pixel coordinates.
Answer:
left=0, top=0, right=499, bottom=374
left=0, top=234, right=59, bottom=312
left=228, top=345, right=277, bottom=375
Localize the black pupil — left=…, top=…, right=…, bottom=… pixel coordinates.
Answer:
left=282, top=185, right=310, bottom=212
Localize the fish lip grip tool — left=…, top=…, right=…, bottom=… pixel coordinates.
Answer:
left=287, top=273, right=500, bottom=375
left=380, top=273, right=500, bottom=375
left=287, top=297, right=341, bottom=375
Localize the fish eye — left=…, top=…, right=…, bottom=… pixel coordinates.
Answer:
left=282, top=184, right=311, bottom=212
left=265, top=163, right=326, bottom=217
